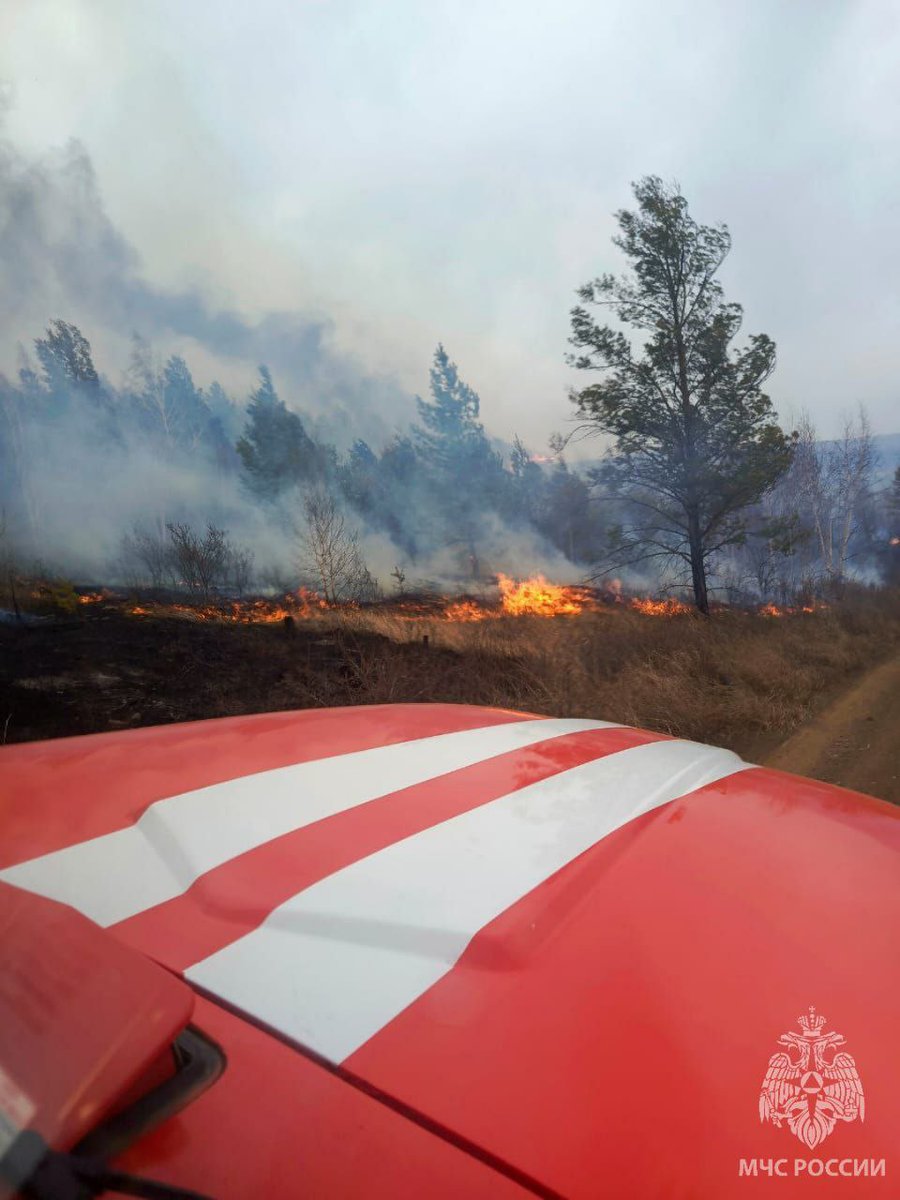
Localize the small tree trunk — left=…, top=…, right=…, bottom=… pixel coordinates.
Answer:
left=468, top=539, right=480, bottom=582
left=686, top=509, right=710, bottom=615
left=675, top=329, right=709, bottom=616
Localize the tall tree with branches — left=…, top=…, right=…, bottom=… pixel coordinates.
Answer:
left=413, top=345, right=505, bottom=578
left=298, top=489, right=376, bottom=603
left=569, top=176, right=793, bottom=613
left=236, top=366, right=323, bottom=499
left=34, top=320, right=100, bottom=392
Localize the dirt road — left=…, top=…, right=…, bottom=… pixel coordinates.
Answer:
left=765, top=652, right=900, bottom=804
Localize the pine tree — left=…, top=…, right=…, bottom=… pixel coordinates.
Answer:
left=415, top=345, right=486, bottom=470
left=160, top=355, right=215, bottom=451
left=414, top=346, right=505, bottom=576
left=236, top=366, right=322, bottom=499
left=35, top=320, right=100, bottom=391
left=34, top=319, right=118, bottom=437
left=339, top=440, right=380, bottom=515
left=508, top=435, right=546, bottom=525
left=537, top=461, right=596, bottom=562
left=569, top=177, right=792, bottom=612
left=127, top=337, right=228, bottom=463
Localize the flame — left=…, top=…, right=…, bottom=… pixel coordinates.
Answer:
left=296, top=586, right=331, bottom=612
left=171, top=595, right=326, bottom=624
left=126, top=589, right=331, bottom=625
left=758, top=603, right=784, bottom=617
left=443, top=599, right=491, bottom=622
left=629, top=597, right=692, bottom=616
left=172, top=601, right=294, bottom=624
left=112, top=583, right=828, bottom=626
left=760, top=601, right=824, bottom=617
left=395, top=599, right=442, bottom=618
left=497, top=574, right=593, bottom=617
left=78, top=592, right=106, bottom=605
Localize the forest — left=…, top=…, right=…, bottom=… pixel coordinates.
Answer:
left=1, top=313, right=896, bottom=610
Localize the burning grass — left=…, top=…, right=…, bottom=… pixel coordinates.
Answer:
left=497, top=573, right=594, bottom=616
left=126, top=587, right=330, bottom=625
left=2, top=577, right=897, bottom=763
left=76, top=574, right=829, bottom=629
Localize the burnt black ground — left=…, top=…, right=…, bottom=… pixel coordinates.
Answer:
left=0, top=604, right=534, bottom=745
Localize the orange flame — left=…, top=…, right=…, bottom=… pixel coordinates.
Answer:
left=629, top=597, right=692, bottom=616
left=497, top=574, right=593, bottom=617
left=126, top=589, right=331, bottom=625
left=443, top=599, right=491, bottom=622
left=760, top=601, right=824, bottom=617
left=115, top=583, right=826, bottom=626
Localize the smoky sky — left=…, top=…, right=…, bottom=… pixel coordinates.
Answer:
left=0, top=115, right=414, bottom=448
left=0, top=0, right=897, bottom=447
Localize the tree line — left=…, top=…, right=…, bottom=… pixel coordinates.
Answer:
left=0, top=325, right=604, bottom=596
left=1, top=177, right=896, bottom=609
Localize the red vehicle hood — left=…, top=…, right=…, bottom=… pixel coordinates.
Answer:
left=2, top=703, right=899, bottom=1197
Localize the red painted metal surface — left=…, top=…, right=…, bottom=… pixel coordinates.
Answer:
left=2, top=705, right=899, bottom=1197
left=0, top=882, right=192, bottom=1153
left=346, top=766, right=900, bottom=1196
left=0, top=704, right=533, bottom=867
left=110, top=725, right=661, bottom=971
left=112, top=993, right=535, bottom=1199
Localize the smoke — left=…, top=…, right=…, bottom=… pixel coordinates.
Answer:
left=0, top=111, right=413, bottom=448
left=0, top=117, right=382, bottom=580
left=356, top=513, right=583, bottom=594
left=0, top=116, right=593, bottom=592
left=4, top=406, right=278, bottom=582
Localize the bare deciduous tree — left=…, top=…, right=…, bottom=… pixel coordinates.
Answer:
left=298, top=489, right=374, bottom=603
left=167, top=522, right=229, bottom=600
left=121, top=524, right=172, bottom=589
left=227, top=545, right=255, bottom=597
left=793, top=408, right=875, bottom=584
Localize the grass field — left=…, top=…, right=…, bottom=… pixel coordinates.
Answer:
left=304, top=588, right=900, bottom=758
left=3, top=582, right=897, bottom=762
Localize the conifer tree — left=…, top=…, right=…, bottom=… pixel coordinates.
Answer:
left=570, top=177, right=792, bottom=612
left=236, top=366, right=321, bottom=499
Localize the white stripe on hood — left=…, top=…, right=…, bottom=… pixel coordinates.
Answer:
left=187, top=738, right=748, bottom=1063
left=0, top=718, right=616, bottom=925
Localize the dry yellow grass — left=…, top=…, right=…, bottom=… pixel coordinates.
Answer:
left=301, top=587, right=900, bottom=758
left=4, top=581, right=897, bottom=761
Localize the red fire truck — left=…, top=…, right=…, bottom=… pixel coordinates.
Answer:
left=1, top=705, right=897, bottom=1197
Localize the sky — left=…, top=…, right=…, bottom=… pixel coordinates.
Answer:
left=0, top=0, right=898, bottom=451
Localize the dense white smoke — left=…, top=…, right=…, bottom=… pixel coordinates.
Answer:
left=1, top=119, right=591, bottom=592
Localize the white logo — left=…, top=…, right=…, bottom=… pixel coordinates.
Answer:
left=759, top=1008, right=864, bottom=1149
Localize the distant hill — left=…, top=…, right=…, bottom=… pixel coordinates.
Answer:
left=872, top=433, right=900, bottom=484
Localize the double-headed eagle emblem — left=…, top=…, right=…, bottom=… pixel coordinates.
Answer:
left=759, top=1007, right=864, bottom=1149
